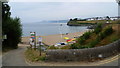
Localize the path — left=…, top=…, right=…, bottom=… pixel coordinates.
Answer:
left=2, top=44, right=29, bottom=66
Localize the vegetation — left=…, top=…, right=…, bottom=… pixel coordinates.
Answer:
left=60, top=45, right=71, bottom=49
left=94, top=23, right=102, bottom=34
left=77, top=31, right=92, bottom=45
left=25, top=47, right=46, bottom=62
left=48, top=45, right=59, bottom=49
left=2, top=3, right=22, bottom=51
left=70, top=23, right=118, bottom=49
left=67, top=17, right=118, bottom=26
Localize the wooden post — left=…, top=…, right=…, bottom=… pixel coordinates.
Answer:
left=34, top=32, right=36, bottom=50
left=39, top=42, right=41, bottom=56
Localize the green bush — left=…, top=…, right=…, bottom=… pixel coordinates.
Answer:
left=87, top=39, right=99, bottom=48
left=48, top=45, right=59, bottom=49
left=97, top=26, right=113, bottom=40
left=38, top=56, right=46, bottom=61
left=98, top=32, right=106, bottom=40
left=77, top=31, right=92, bottom=45
left=110, top=36, right=119, bottom=42
left=103, top=26, right=113, bottom=36
left=61, top=46, right=70, bottom=49
left=77, top=37, right=85, bottom=44
left=70, top=43, right=80, bottom=49
left=2, top=3, right=22, bottom=50
left=94, top=23, right=102, bottom=34
left=82, top=31, right=92, bottom=39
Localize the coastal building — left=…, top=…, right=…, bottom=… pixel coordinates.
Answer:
left=86, top=16, right=120, bottom=21
left=110, top=17, right=119, bottom=20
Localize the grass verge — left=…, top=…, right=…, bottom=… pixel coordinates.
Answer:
left=25, top=47, right=46, bottom=62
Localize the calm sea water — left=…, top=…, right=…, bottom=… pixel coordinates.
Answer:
left=22, top=23, right=88, bottom=37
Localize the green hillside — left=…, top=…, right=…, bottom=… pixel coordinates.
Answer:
left=69, top=23, right=120, bottom=49
left=67, top=19, right=120, bottom=26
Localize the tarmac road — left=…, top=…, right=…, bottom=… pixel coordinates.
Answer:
left=2, top=44, right=29, bottom=66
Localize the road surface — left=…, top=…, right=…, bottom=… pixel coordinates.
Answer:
left=2, top=44, right=29, bottom=66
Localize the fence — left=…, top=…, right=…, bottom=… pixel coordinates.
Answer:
left=46, top=39, right=120, bottom=61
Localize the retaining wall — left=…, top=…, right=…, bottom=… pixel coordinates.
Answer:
left=46, top=39, right=120, bottom=61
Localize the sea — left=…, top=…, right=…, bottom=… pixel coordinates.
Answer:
left=22, top=22, right=88, bottom=37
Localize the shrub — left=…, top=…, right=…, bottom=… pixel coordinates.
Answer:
left=70, top=43, right=80, bottom=49
left=82, top=31, right=92, bottom=39
left=38, top=56, right=46, bottom=61
left=103, top=26, right=113, bottom=36
left=77, top=37, right=85, bottom=44
left=77, top=31, right=92, bottom=45
left=97, top=32, right=106, bottom=40
left=110, top=36, right=119, bottom=42
left=61, top=46, right=70, bottom=49
left=97, top=26, right=113, bottom=40
left=94, top=23, right=102, bottom=34
left=48, top=45, right=59, bottom=49
left=87, top=39, right=99, bottom=48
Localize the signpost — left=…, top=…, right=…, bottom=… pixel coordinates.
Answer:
left=30, top=32, right=36, bottom=50
left=38, top=37, right=42, bottom=56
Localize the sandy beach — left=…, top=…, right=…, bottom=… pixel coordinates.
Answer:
left=21, top=30, right=87, bottom=46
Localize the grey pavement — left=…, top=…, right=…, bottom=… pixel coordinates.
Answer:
left=2, top=44, right=29, bottom=66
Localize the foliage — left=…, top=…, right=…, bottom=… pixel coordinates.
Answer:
left=116, top=20, right=120, bottom=24
left=2, top=3, right=22, bottom=49
left=60, top=46, right=70, bottom=49
left=70, top=19, right=72, bottom=21
left=77, top=37, right=85, bottom=45
left=87, top=38, right=99, bottom=48
left=103, top=26, right=113, bottom=36
left=77, top=31, right=92, bottom=44
left=36, top=56, right=46, bottom=61
left=94, top=23, right=102, bottom=34
left=73, top=18, right=78, bottom=21
left=83, top=31, right=92, bottom=39
left=97, top=26, right=113, bottom=40
left=110, top=35, right=119, bottom=42
left=48, top=45, right=59, bottom=49
left=70, top=25, right=114, bottom=49
left=70, top=43, right=80, bottom=49
left=25, top=48, right=46, bottom=62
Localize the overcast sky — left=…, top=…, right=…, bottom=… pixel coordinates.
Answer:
left=9, top=2, right=118, bottom=23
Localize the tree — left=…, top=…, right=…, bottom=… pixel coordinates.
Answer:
left=74, top=18, right=78, bottom=21
left=70, top=19, right=72, bottom=21
left=2, top=3, right=22, bottom=49
left=106, top=16, right=110, bottom=20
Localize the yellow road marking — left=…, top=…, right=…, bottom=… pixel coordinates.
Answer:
left=93, top=54, right=120, bottom=66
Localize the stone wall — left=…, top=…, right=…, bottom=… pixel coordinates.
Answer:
left=46, top=39, right=120, bottom=61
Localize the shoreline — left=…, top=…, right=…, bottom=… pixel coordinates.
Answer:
left=21, top=30, right=88, bottom=46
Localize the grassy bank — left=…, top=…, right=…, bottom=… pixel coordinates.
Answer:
left=25, top=47, right=46, bottom=62
left=69, top=23, right=120, bottom=49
